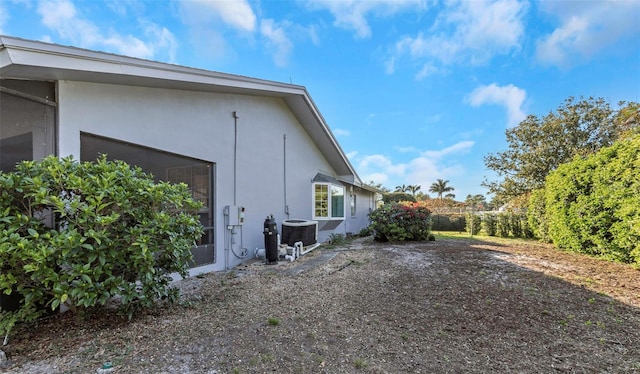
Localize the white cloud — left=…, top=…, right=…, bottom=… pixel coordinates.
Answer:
left=260, top=19, right=293, bottom=67
left=142, top=21, right=179, bottom=63
left=415, top=63, right=439, bottom=80
left=467, top=83, right=527, bottom=127
left=36, top=0, right=178, bottom=61
left=181, top=0, right=256, bottom=33
left=388, top=0, right=527, bottom=75
left=307, top=0, right=427, bottom=39
left=384, top=56, right=396, bottom=74
left=355, top=141, right=474, bottom=192
left=535, top=0, right=640, bottom=67
left=422, top=141, right=474, bottom=159
left=0, top=2, right=8, bottom=34
left=358, top=154, right=407, bottom=183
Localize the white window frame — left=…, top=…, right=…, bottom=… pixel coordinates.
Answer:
left=313, top=182, right=345, bottom=220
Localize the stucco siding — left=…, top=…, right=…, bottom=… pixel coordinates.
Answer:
left=57, top=81, right=338, bottom=271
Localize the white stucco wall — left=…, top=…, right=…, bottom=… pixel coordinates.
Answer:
left=344, top=187, right=376, bottom=236
left=56, top=80, right=359, bottom=272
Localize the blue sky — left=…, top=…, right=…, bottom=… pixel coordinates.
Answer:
left=2, top=0, right=639, bottom=200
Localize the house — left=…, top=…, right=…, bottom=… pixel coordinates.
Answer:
left=0, top=35, right=379, bottom=274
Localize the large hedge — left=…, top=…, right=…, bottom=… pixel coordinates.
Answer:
left=465, top=213, right=481, bottom=235
left=0, top=156, right=203, bottom=335
left=369, top=203, right=432, bottom=242
left=538, top=135, right=639, bottom=265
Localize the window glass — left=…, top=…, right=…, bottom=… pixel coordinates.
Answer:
left=1, top=87, right=55, bottom=171
left=314, top=184, right=329, bottom=218
left=331, top=185, right=344, bottom=218
left=81, top=133, right=215, bottom=267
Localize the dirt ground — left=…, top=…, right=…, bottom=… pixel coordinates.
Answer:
left=1, top=235, right=639, bottom=373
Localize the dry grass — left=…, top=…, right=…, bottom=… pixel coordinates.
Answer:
left=2, top=235, right=639, bottom=373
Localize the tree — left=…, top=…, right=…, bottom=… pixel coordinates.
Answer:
left=407, top=185, right=421, bottom=196
left=484, top=97, right=639, bottom=203
left=465, top=194, right=486, bottom=210
left=394, top=184, right=409, bottom=193
left=416, top=191, right=430, bottom=201
left=429, top=179, right=454, bottom=200
left=382, top=192, right=416, bottom=204
left=616, top=101, right=639, bottom=139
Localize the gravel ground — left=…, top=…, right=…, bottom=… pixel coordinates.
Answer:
left=1, top=235, right=639, bottom=373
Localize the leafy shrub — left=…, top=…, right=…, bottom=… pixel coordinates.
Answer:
left=327, top=233, right=347, bottom=246
left=497, top=213, right=511, bottom=238
left=382, top=192, right=416, bottom=204
left=521, top=215, right=535, bottom=239
left=543, top=135, right=640, bottom=265
left=465, top=213, right=481, bottom=235
left=483, top=214, right=497, bottom=236
left=369, top=203, right=432, bottom=242
left=358, top=226, right=373, bottom=237
left=510, top=213, right=523, bottom=238
left=527, top=189, right=550, bottom=242
left=0, top=156, right=203, bottom=335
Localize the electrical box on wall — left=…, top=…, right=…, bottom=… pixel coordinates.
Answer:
left=224, top=205, right=245, bottom=226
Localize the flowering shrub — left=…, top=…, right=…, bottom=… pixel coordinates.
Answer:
left=369, top=203, right=432, bottom=242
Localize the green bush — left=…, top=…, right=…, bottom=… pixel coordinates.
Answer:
left=510, top=213, right=523, bottom=238
left=369, top=203, right=432, bottom=242
left=482, top=214, right=497, bottom=236
left=327, top=233, right=347, bottom=246
left=543, top=135, right=640, bottom=264
left=497, top=213, right=511, bottom=237
left=358, top=226, right=373, bottom=237
left=382, top=192, right=416, bottom=204
left=465, top=213, right=481, bottom=235
left=527, top=189, right=550, bottom=242
left=0, top=156, right=203, bottom=335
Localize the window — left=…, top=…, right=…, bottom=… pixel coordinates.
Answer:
left=314, top=183, right=344, bottom=219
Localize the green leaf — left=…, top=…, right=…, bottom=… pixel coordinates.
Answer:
left=27, top=228, right=39, bottom=238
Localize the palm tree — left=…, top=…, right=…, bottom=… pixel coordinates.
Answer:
left=429, top=179, right=455, bottom=200
left=394, top=184, right=409, bottom=193
left=407, top=184, right=421, bottom=196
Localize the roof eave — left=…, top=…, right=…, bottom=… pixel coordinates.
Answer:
left=0, top=34, right=362, bottom=183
